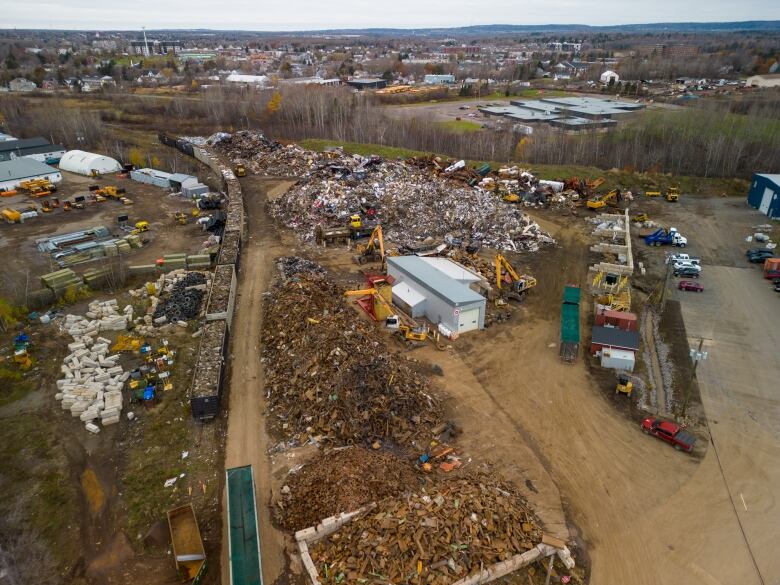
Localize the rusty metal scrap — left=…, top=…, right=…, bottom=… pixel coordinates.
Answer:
left=310, top=471, right=544, bottom=585
left=262, top=264, right=443, bottom=449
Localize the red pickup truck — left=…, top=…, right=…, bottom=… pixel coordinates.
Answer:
left=641, top=417, right=696, bottom=452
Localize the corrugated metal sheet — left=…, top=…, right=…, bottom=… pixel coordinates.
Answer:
left=560, top=303, right=580, bottom=343
left=387, top=256, right=484, bottom=305
left=591, top=326, right=640, bottom=351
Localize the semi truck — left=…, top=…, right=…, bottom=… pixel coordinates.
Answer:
left=644, top=227, right=687, bottom=247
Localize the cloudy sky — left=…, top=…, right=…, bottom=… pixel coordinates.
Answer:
left=1, top=0, right=777, bottom=30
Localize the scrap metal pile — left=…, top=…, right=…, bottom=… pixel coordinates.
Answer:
left=152, top=272, right=208, bottom=324
left=277, top=446, right=420, bottom=532
left=262, top=262, right=443, bottom=448
left=310, top=471, right=544, bottom=585
left=211, top=131, right=554, bottom=252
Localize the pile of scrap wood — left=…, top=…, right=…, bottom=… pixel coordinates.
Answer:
left=276, top=446, right=421, bottom=531
left=310, top=471, right=545, bottom=585
left=262, top=263, right=443, bottom=448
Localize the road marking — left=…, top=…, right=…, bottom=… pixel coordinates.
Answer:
left=740, top=492, right=748, bottom=511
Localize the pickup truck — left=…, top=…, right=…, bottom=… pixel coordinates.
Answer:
left=667, top=253, right=700, bottom=265
left=645, top=227, right=687, bottom=247
left=674, top=266, right=700, bottom=278
left=641, top=417, right=696, bottom=452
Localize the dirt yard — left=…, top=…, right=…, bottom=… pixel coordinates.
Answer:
left=0, top=169, right=218, bottom=304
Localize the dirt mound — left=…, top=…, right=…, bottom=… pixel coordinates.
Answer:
left=262, top=267, right=443, bottom=449
left=277, top=447, right=420, bottom=532
left=310, top=471, right=545, bottom=585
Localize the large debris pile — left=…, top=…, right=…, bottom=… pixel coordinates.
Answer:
left=211, top=131, right=554, bottom=252
left=310, top=472, right=544, bottom=585
left=55, top=299, right=133, bottom=433
left=277, top=255, right=326, bottom=280
left=262, top=266, right=443, bottom=448
left=277, top=447, right=420, bottom=532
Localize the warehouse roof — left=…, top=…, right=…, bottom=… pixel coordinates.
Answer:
left=388, top=256, right=485, bottom=305
left=591, top=326, right=640, bottom=351
left=10, top=144, right=66, bottom=156
left=0, top=158, right=60, bottom=181
left=0, top=137, right=49, bottom=152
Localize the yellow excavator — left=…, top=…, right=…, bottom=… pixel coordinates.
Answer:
left=353, top=224, right=386, bottom=266
left=343, top=285, right=430, bottom=344
left=616, top=374, right=633, bottom=396
left=495, top=254, right=537, bottom=303
left=586, top=189, right=622, bottom=210
left=665, top=187, right=680, bottom=202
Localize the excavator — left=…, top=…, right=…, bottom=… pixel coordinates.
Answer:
left=495, top=254, right=537, bottom=303
left=343, top=284, right=430, bottom=344
left=353, top=225, right=386, bottom=266
left=665, top=187, right=680, bottom=202
left=586, top=189, right=622, bottom=210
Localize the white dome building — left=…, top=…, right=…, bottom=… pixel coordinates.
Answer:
left=59, top=150, right=122, bottom=176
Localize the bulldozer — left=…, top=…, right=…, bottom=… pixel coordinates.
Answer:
left=632, top=212, right=649, bottom=223
left=503, top=193, right=521, bottom=203
left=495, top=254, right=537, bottom=303
left=665, top=187, right=680, bottom=202
left=131, top=221, right=150, bottom=235
left=174, top=212, right=188, bottom=225
left=353, top=225, right=386, bottom=266
left=235, top=163, right=246, bottom=177
left=616, top=374, right=633, bottom=396
left=586, top=189, right=622, bottom=210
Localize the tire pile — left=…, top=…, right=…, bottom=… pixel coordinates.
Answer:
left=262, top=263, right=443, bottom=449
left=153, top=272, right=207, bottom=323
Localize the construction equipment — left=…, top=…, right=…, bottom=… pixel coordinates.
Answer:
left=13, top=349, right=32, bottom=371
left=131, top=221, right=150, bottom=235
left=632, top=212, right=649, bottom=223
left=19, top=179, right=56, bottom=197
left=644, top=227, right=687, bottom=247
left=616, top=374, right=633, bottom=396
left=2, top=208, right=21, bottom=223
left=666, top=187, right=680, bottom=202
left=397, top=324, right=428, bottom=343
left=353, top=225, right=386, bottom=266
left=51, top=198, right=60, bottom=208
left=41, top=200, right=53, bottom=213
left=112, top=335, right=142, bottom=353
left=344, top=283, right=395, bottom=322
left=62, top=200, right=72, bottom=211
left=235, top=163, right=246, bottom=177
left=644, top=190, right=661, bottom=197
left=167, top=504, right=207, bottom=582
left=174, top=212, right=188, bottom=225
left=586, top=189, right=622, bottom=210
left=0, top=188, right=17, bottom=197
left=502, top=193, right=521, bottom=203
left=350, top=214, right=362, bottom=229
left=495, top=254, right=537, bottom=302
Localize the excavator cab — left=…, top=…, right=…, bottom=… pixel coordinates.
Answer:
left=350, top=214, right=362, bottom=229
left=616, top=374, right=633, bottom=396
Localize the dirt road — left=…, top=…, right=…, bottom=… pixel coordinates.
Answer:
left=220, top=178, right=293, bottom=585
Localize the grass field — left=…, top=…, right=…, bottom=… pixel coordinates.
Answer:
left=298, top=138, right=748, bottom=196
left=436, top=119, right=483, bottom=133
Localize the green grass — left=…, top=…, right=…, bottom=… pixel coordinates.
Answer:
left=298, top=138, right=749, bottom=196
left=0, top=365, right=32, bottom=406
left=436, top=119, right=483, bottom=133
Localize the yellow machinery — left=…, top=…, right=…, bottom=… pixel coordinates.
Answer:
left=350, top=214, right=362, bottom=229
left=0, top=188, right=18, bottom=197
left=131, top=221, right=150, bottom=235
left=353, top=225, right=386, bottom=266
left=112, top=335, right=142, bottom=353
left=503, top=193, right=521, bottom=203
left=235, top=164, right=246, bottom=177
left=397, top=324, right=428, bottom=342
left=19, top=179, right=56, bottom=197
left=41, top=200, right=53, bottom=213
left=586, top=189, right=621, bottom=210
left=344, top=284, right=395, bottom=321
left=174, top=212, right=188, bottom=225
left=666, top=187, right=680, bottom=202
left=632, top=213, right=649, bottom=223
left=616, top=374, right=633, bottom=396
left=14, top=349, right=32, bottom=371
left=2, top=208, right=21, bottom=223
left=495, top=254, right=537, bottom=302
left=644, top=190, right=661, bottom=197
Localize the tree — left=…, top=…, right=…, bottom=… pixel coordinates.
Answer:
left=381, top=69, right=394, bottom=82
left=97, top=59, right=115, bottom=76
left=266, top=91, right=282, bottom=116
left=128, top=148, right=145, bottom=168
left=5, top=54, right=18, bottom=70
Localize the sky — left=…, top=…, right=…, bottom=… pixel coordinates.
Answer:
left=0, top=0, right=777, bottom=30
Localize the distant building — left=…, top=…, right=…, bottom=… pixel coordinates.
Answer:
left=130, top=40, right=182, bottom=56
left=637, top=44, right=699, bottom=59
left=0, top=159, right=62, bottom=192
left=747, top=173, right=780, bottom=219
left=8, top=78, right=37, bottom=92
left=0, top=138, right=66, bottom=164
left=130, top=168, right=198, bottom=191
left=92, top=39, right=117, bottom=51
left=224, top=73, right=270, bottom=87
left=600, top=70, right=619, bottom=84
left=345, top=78, right=387, bottom=90
left=424, top=74, right=455, bottom=84
left=59, top=150, right=122, bottom=176
left=746, top=74, right=780, bottom=88
left=80, top=76, right=116, bottom=92
left=0, top=138, right=51, bottom=162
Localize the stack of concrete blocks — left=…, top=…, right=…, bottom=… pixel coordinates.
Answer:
left=54, top=299, right=134, bottom=433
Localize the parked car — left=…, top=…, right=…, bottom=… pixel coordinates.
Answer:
left=775, top=282, right=780, bottom=293
left=745, top=248, right=775, bottom=256
left=678, top=280, right=704, bottom=292
left=674, top=266, right=700, bottom=278
left=673, top=261, right=701, bottom=273
left=748, top=252, right=775, bottom=263
left=641, top=417, right=696, bottom=452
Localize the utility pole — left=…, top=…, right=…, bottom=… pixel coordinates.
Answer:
left=681, top=338, right=707, bottom=418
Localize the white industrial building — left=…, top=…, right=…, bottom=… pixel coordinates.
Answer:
left=600, top=70, right=619, bottom=84
left=130, top=168, right=199, bottom=191
left=0, top=159, right=62, bottom=192
left=746, top=74, right=780, bottom=88
left=59, top=150, right=122, bottom=176
left=387, top=256, right=486, bottom=335
left=225, top=73, right=270, bottom=87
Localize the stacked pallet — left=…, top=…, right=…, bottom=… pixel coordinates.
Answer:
left=40, top=269, right=83, bottom=295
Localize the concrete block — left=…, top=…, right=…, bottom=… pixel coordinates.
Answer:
left=101, top=415, right=120, bottom=426
left=85, top=423, right=100, bottom=434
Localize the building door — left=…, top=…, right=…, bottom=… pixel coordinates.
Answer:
left=457, top=307, right=480, bottom=333
left=759, top=187, right=774, bottom=214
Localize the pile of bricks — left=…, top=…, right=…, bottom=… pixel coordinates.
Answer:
left=55, top=299, right=133, bottom=433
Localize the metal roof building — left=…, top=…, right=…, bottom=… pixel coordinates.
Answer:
left=590, top=326, right=640, bottom=356
left=387, top=256, right=486, bottom=335
left=0, top=158, right=62, bottom=191
left=747, top=173, right=780, bottom=219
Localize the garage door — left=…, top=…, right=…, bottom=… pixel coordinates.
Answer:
left=457, top=307, right=480, bottom=333
left=760, top=187, right=774, bottom=214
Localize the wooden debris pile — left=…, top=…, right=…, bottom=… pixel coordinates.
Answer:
left=262, top=265, right=443, bottom=449
left=276, top=446, right=420, bottom=532
left=310, top=472, right=544, bottom=585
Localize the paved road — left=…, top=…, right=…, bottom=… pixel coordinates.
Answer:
left=675, top=265, right=780, bottom=584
